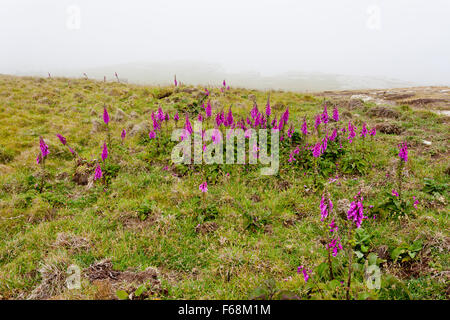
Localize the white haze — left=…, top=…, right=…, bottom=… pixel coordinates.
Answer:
left=1, top=0, right=449, bottom=90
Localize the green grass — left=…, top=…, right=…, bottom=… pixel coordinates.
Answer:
left=0, top=75, right=448, bottom=300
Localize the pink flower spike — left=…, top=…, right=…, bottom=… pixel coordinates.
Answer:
left=103, top=107, right=110, bottom=124
left=199, top=181, right=208, bottom=193
left=94, top=164, right=103, bottom=180
left=398, top=141, right=408, bottom=162
left=39, top=137, right=49, bottom=158
left=101, top=143, right=108, bottom=162
left=56, top=134, right=67, bottom=146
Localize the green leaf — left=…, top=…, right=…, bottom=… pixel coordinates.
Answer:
left=367, top=252, right=378, bottom=266
left=355, top=250, right=364, bottom=259
left=116, top=290, right=129, bottom=300
left=401, top=256, right=411, bottom=263
left=134, top=285, right=146, bottom=297
left=327, top=279, right=341, bottom=290
left=409, top=240, right=423, bottom=252
left=391, top=247, right=405, bottom=262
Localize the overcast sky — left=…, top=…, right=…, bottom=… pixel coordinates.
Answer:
left=1, top=0, right=449, bottom=85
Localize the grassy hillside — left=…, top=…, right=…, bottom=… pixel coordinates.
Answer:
left=0, top=75, right=448, bottom=300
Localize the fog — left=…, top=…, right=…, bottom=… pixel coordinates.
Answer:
left=1, top=0, right=449, bottom=90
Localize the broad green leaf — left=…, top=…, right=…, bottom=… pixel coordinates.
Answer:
left=391, top=248, right=405, bottom=262
left=116, top=290, right=129, bottom=300
left=134, top=285, right=146, bottom=297
left=409, top=240, right=423, bottom=252
left=367, top=252, right=378, bottom=266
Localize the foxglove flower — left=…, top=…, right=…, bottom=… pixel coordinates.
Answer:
left=360, top=123, right=368, bottom=138
left=39, top=137, right=49, bottom=158
left=216, top=111, right=224, bottom=127
left=398, top=142, right=408, bottom=162
left=271, top=118, right=277, bottom=128
left=329, top=219, right=338, bottom=233
left=103, top=107, right=110, bottom=124
left=332, top=106, right=339, bottom=122
left=265, top=95, right=271, bottom=118
left=94, top=164, right=103, bottom=180
left=283, top=107, right=289, bottom=124
left=174, top=75, right=177, bottom=87
left=278, top=116, right=285, bottom=131
left=174, top=112, right=180, bottom=123
left=101, top=143, right=108, bottom=161
left=211, top=128, right=221, bottom=144
left=223, top=80, right=226, bottom=87
left=185, top=115, right=193, bottom=135
left=328, top=238, right=343, bottom=257
left=199, top=181, right=208, bottom=193
left=56, top=134, right=67, bottom=146
left=301, top=118, right=308, bottom=135
left=225, top=107, right=234, bottom=127
left=392, top=189, right=399, bottom=197
left=288, top=152, right=296, bottom=163
left=347, top=194, right=366, bottom=228
left=314, top=114, right=321, bottom=131
left=348, top=121, right=356, bottom=143
left=158, top=106, right=165, bottom=122
left=329, top=128, right=337, bottom=141
left=413, top=196, right=419, bottom=209
left=206, top=100, right=212, bottom=117
left=121, top=129, right=126, bottom=141
left=250, top=103, right=259, bottom=120
left=312, top=142, right=321, bottom=158
left=149, top=130, right=156, bottom=139
left=320, top=194, right=333, bottom=221
left=287, top=125, right=294, bottom=138
left=152, top=116, right=161, bottom=131
left=297, top=266, right=311, bottom=283
left=369, top=127, right=376, bottom=136
left=321, top=104, right=329, bottom=124
left=320, top=136, right=328, bottom=155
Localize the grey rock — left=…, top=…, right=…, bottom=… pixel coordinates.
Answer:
left=91, top=119, right=103, bottom=133
left=129, top=122, right=150, bottom=136
left=114, top=108, right=127, bottom=122
left=129, top=111, right=139, bottom=119
left=337, top=199, right=350, bottom=219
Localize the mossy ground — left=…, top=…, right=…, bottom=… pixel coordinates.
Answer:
left=0, top=75, right=448, bottom=300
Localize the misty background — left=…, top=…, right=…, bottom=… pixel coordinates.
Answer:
left=1, top=0, right=449, bottom=91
